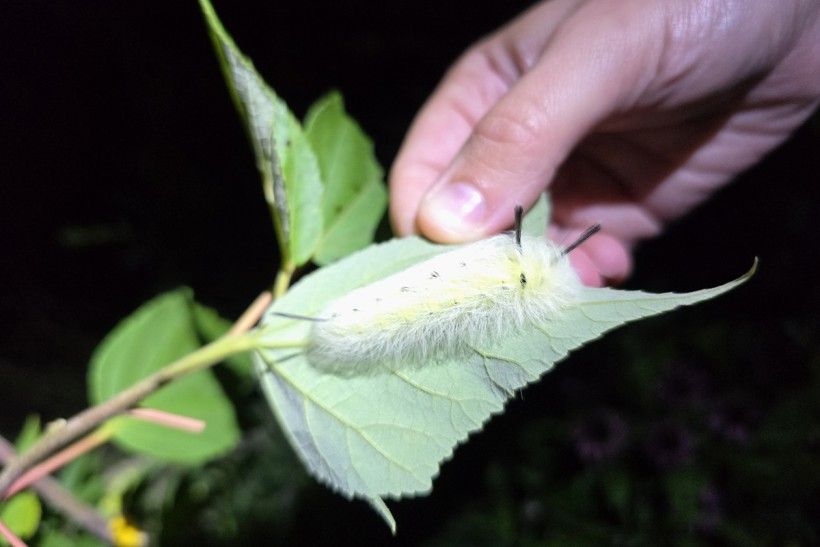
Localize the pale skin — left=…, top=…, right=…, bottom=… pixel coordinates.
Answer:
left=389, top=0, right=820, bottom=286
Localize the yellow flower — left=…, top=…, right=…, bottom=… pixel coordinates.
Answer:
left=109, top=515, right=147, bottom=547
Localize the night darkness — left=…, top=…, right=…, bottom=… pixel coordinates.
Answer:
left=2, top=2, right=819, bottom=545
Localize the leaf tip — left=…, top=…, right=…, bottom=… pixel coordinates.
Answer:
left=747, top=256, right=759, bottom=278
left=197, top=0, right=214, bottom=16
left=366, top=496, right=396, bottom=535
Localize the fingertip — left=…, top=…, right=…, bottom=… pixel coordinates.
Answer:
left=417, top=175, right=553, bottom=243
left=416, top=181, right=489, bottom=242
left=550, top=225, right=631, bottom=287
left=567, top=249, right=605, bottom=287
left=582, top=231, right=632, bottom=285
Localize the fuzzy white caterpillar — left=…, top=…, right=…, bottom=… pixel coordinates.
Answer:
left=304, top=224, right=592, bottom=375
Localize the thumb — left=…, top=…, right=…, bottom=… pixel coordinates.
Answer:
left=416, top=3, right=660, bottom=242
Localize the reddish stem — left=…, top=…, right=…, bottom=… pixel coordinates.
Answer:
left=4, top=430, right=108, bottom=499
left=0, top=518, right=27, bottom=547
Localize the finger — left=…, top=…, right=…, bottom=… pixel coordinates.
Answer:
left=549, top=224, right=631, bottom=286
left=416, top=1, right=665, bottom=242
left=549, top=151, right=664, bottom=245
left=567, top=249, right=604, bottom=287
left=584, top=231, right=632, bottom=284
left=388, top=49, right=507, bottom=236
left=389, top=0, right=584, bottom=236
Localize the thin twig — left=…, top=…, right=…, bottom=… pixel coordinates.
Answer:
left=5, top=429, right=110, bottom=499
left=0, top=518, right=26, bottom=547
left=228, top=291, right=272, bottom=336
left=0, top=435, right=114, bottom=544
left=126, top=409, right=206, bottom=433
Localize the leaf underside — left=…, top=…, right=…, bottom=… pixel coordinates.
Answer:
left=254, top=198, right=756, bottom=531
left=200, top=0, right=323, bottom=267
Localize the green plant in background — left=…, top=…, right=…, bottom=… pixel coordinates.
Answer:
left=0, top=1, right=757, bottom=544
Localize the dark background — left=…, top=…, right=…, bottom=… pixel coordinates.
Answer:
left=1, top=1, right=818, bottom=545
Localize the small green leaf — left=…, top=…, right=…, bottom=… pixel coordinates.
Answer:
left=305, top=91, right=387, bottom=265
left=0, top=492, right=41, bottom=542
left=254, top=213, right=755, bottom=529
left=88, top=290, right=240, bottom=463
left=199, top=0, right=323, bottom=267
left=14, top=416, right=41, bottom=453
left=57, top=452, right=105, bottom=505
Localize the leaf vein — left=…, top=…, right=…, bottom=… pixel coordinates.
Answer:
left=272, top=366, right=417, bottom=478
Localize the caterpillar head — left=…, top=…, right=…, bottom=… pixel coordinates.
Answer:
left=507, top=206, right=600, bottom=308
left=515, top=235, right=572, bottom=293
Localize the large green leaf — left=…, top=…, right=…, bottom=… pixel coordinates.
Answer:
left=199, top=0, right=323, bottom=267
left=304, top=91, right=387, bottom=265
left=0, top=492, right=41, bottom=543
left=253, top=206, right=755, bottom=531
left=89, top=290, right=240, bottom=463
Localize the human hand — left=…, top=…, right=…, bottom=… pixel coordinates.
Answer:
left=389, top=0, right=820, bottom=286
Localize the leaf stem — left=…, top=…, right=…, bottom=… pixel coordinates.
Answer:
left=272, top=263, right=294, bottom=299
left=255, top=339, right=308, bottom=349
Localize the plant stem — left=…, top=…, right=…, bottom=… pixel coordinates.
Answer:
left=0, top=332, right=257, bottom=498
left=255, top=339, right=308, bottom=349
left=5, top=428, right=111, bottom=499
left=272, top=264, right=294, bottom=299
left=0, top=518, right=25, bottom=547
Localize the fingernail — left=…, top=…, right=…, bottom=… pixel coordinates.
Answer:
left=420, top=182, right=487, bottom=236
